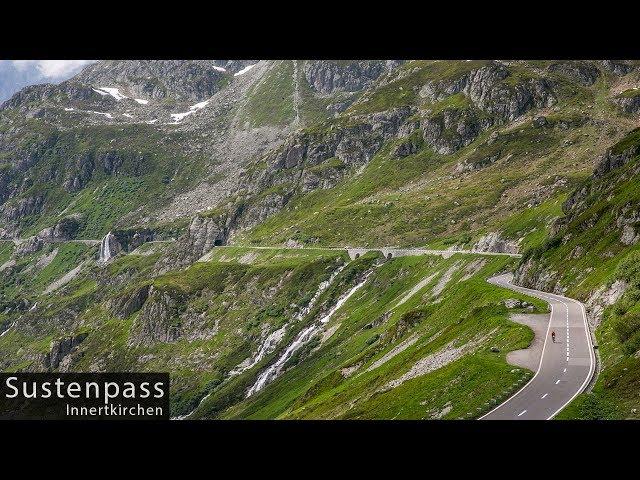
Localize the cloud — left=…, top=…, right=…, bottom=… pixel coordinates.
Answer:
left=11, top=60, right=95, bottom=79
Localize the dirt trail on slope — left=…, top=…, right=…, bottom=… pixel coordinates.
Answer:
left=505, top=313, right=549, bottom=371
left=381, top=328, right=498, bottom=391
left=393, top=272, right=439, bottom=309
left=44, top=260, right=91, bottom=294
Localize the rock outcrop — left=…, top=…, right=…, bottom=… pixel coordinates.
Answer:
left=76, top=60, right=230, bottom=102
left=548, top=61, right=601, bottom=86
left=108, top=285, right=151, bottom=319
left=473, top=232, right=519, bottom=254
left=43, top=333, right=88, bottom=370
left=585, top=280, right=628, bottom=328
left=1, top=81, right=114, bottom=112
left=304, top=60, right=398, bottom=95
left=612, top=91, right=640, bottom=114
left=600, top=60, right=635, bottom=76
left=129, top=287, right=184, bottom=346
left=419, top=62, right=556, bottom=153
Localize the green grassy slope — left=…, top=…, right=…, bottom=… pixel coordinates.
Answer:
left=1, top=121, right=205, bottom=239
left=187, top=251, right=547, bottom=419
left=237, top=117, right=609, bottom=250
left=524, top=130, right=640, bottom=419
left=232, top=61, right=635, bottom=252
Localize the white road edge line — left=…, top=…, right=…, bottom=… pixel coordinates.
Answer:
left=546, top=299, right=596, bottom=420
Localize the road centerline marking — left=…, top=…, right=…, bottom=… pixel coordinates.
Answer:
left=541, top=393, right=548, bottom=399
left=517, top=410, right=527, bottom=417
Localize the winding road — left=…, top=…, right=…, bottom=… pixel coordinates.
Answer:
left=481, top=274, right=596, bottom=420
left=2, top=237, right=594, bottom=418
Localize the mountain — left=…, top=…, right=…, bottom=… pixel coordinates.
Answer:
left=0, top=60, right=95, bottom=103
left=515, top=127, right=640, bottom=419
left=0, top=59, right=639, bottom=419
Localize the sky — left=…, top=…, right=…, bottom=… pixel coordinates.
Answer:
left=0, top=60, right=96, bottom=103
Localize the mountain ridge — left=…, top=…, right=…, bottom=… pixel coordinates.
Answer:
left=1, top=59, right=639, bottom=419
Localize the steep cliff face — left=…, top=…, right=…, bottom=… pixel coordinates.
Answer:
left=419, top=62, right=556, bottom=154
left=515, top=127, right=640, bottom=295
left=43, top=333, right=88, bottom=370
left=303, top=60, right=399, bottom=95
left=128, top=286, right=185, bottom=345
left=75, top=60, right=232, bottom=102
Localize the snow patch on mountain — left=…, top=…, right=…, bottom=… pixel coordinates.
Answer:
left=234, top=64, right=257, bottom=76
left=93, top=87, right=128, bottom=101
left=90, top=111, right=113, bottom=119
left=169, top=100, right=210, bottom=123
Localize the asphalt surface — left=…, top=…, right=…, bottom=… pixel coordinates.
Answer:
left=481, top=274, right=595, bottom=420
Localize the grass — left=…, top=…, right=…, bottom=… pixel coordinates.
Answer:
left=522, top=129, right=640, bottom=419
left=0, top=246, right=545, bottom=418
left=237, top=109, right=605, bottom=250
left=5, top=122, right=206, bottom=238
left=0, top=242, right=13, bottom=265
left=239, top=60, right=296, bottom=128
left=176, top=252, right=548, bottom=419
left=501, top=195, right=566, bottom=251
left=347, top=60, right=487, bottom=115
left=30, top=243, right=93, bottom=292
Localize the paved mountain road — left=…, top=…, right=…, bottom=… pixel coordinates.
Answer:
left=2, top=238, right=590, bottom=418
left=209, top=244, right=522, bottom=260
left=481, top=274, right=595, bottom=420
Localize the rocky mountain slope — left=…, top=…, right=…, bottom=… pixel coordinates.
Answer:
left=1, top=59, right=639, bottom=419
left=514, top=127, right=640, bottom=418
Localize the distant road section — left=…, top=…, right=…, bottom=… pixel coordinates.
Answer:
left=215, top=244, right=522, bottom=259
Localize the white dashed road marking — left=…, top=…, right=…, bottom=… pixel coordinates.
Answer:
left=541, top=393, right=548, bottom=399
left=517, top=410, right=527, bottom=417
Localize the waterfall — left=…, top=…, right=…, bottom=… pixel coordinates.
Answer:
left=246, top=271, right=371, bottom=397
left=227, top=264, right=347, bottom=380
left=174, top=264, right=349, bottom=420
left=228, top=325, right=288, bottom=378
left=295, top=264, right=346, bottom=321
left=99, top=232, right=116, bottom=263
